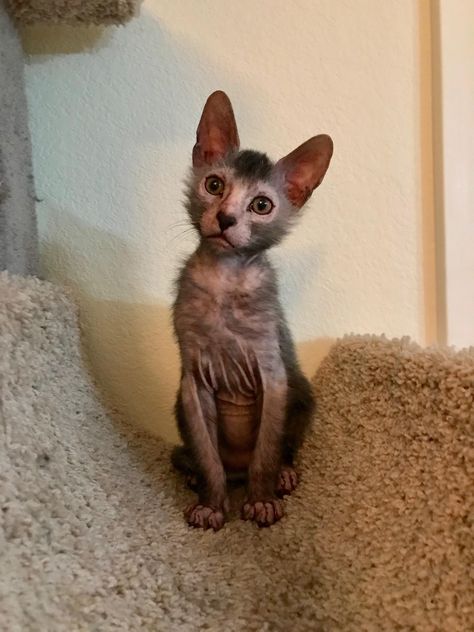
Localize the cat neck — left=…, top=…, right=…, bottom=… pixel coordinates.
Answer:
left=195, top=241, right=266, bottom=269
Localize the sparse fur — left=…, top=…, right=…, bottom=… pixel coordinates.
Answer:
left=172, top=91, right=333, bottom=530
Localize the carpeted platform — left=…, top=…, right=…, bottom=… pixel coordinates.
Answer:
left=1, top=272, right=473, bottom=631
left=5, top=0, right=142, bottom=25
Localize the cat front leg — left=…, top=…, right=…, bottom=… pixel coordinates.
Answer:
left=179, top=371, right=228, bottom=530
left=242, top=365, right=287, bottom=527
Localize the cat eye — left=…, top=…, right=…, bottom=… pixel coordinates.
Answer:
left=249, top=196, right=274, bottom=215
left=205, top=175, right=225, bottom=196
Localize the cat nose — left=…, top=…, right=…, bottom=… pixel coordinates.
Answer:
left=216, top=210, right=236, bottom=232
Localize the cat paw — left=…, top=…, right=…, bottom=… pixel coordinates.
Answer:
left=276, top=466, right=298, bottom=497
left=241, top=498, right=284, bottom=527
left=185, top=503, right=225, bottom=531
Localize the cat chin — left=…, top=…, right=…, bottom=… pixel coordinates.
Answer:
left=205, top=235, right=235, bottom=251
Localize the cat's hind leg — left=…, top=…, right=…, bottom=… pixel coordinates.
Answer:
left=171, top=445, right=203, bottom=492
left=277, top=370, right=315, bottom=497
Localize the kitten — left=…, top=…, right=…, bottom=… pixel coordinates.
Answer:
left=172, top=91, right=333, bottom=530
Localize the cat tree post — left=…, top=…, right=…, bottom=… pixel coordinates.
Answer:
left=0, top=4, right=39, bottom=276
left=0, top=0, right=143, bottom=276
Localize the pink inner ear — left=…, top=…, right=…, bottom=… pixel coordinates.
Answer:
left=193, top=91, right=240, bottom=167
left=286, top=161, right=322, bottom=207
left=277, top=135, right=333, bottom=208
left=193, top=128, right=232, bottom=167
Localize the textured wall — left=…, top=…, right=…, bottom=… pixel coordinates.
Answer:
left=23, top=0, right=432, bottom=440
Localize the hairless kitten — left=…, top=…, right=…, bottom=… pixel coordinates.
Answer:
left=172, top=91, right=333, bottom=530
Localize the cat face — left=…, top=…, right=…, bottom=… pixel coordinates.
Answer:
left=186, top=91, right=333, bottom=256
left=186, top=150, right=296, bottom=255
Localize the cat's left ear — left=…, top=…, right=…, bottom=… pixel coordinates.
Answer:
left=276, top=135, right=333, bottom=208
left=192, top=91, right=240, bottom=168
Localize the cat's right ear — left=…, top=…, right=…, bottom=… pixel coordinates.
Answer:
left=192, top=91, right=240, bottom=168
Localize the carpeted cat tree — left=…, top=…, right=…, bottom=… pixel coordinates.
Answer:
left=1, top=3, right=473, bottom=630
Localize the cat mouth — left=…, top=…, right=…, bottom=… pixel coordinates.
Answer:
left=207, top=233, right=235, bottom=249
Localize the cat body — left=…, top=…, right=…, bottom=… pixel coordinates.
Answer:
left=172, top=92, right=333, bottom=530
left=174, top=249, right=273, bottom=473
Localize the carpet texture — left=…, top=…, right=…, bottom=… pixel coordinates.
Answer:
left=1, top=272, right=473, bottom=631
left=0, top=4, right=38, bottom=276
left=5, top=0, right=143, bottom=25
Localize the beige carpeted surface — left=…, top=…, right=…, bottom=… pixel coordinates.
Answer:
left=1, top=272, right=473, bottom=631
left=5, top=0, right=142, bottom=25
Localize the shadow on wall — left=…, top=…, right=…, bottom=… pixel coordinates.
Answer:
left=41, top=208, right=181, bottom=441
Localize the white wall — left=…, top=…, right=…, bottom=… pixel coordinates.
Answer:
left=23, top=0, right=433, bottom=440
left=435, top=0, right=474, bottom=348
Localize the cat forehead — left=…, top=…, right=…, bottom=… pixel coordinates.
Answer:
left=193, top=150, right=274, bottom=184
left=230, top=150, right=274, bottom=181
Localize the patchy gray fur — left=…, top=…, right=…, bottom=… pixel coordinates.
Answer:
left=172, top=91, right=332, bottom=530
left=232, top=149, right=273, bottom=181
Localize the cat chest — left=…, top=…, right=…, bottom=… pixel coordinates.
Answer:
left=185, top=292, right=258, bottom=341
left=178, top=266, right=275, bottom=345
left=175, top=266, right=280, bottom=395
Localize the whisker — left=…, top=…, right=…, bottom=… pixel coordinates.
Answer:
left=164, top=223, right=192, bottom=237
left=167, top=220, right=191, bottom=229
left=166, top=228, right=197, bottom=246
